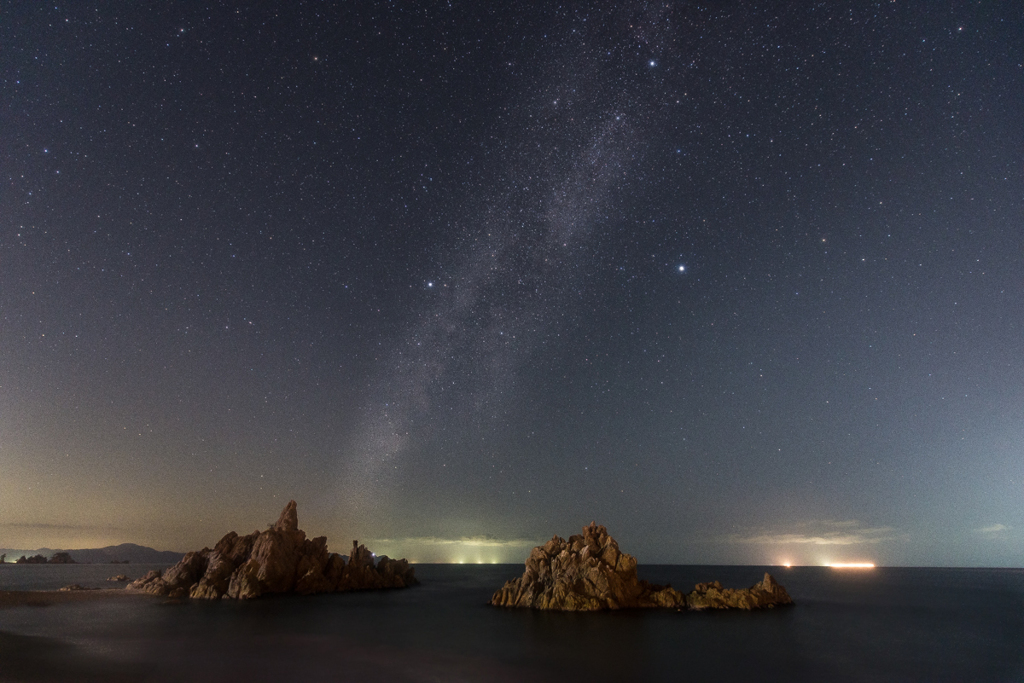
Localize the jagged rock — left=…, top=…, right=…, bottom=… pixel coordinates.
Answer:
left=189, top=552, right=234, bottom=599
left=214, top=531, right=257, bottom=566
left=126, top=569, right=168, bottom=594
left=490, top=523, right=794, bottom=612
left=161, top=551, right=210, bottom=597
left=107, top=574, right=131, bottom=582
left=489, top=522, right=686, bottom=611
left=274, top=500, right=299, bottom=532
left=126, top=501, right=417, bottom=600
left=686, top=572, right=793, bottom=610
left=226, top=558, right=262, bottom=599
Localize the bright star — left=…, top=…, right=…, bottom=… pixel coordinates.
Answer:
left=649, top=60, right=656, bottom=67
left=677, top=265, right=686, bottom=273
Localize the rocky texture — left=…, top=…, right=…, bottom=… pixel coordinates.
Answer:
left=490, top=523, right=793, bottom=612
left=489, top=522, right=686, bottom=611
left=58, top=584, right=96, bottom=592
left=126, top=501, right=416, bottom=600
left=686, top=573, right=793, bottom=610
left=107, top=574, right=131, bottom=582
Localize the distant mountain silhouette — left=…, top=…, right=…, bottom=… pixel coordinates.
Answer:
left=0, top=544, right=183, bottom=565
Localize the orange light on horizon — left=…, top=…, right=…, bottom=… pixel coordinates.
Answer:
left=827, top=562, right=875, bottom=569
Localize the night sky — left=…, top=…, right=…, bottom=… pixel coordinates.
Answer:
left=2, top=2, right=1022, bottom=567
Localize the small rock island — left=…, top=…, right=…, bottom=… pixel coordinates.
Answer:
left=490, top=522, right=792, bottom=611
left=127, top=501, right=416, bottom=600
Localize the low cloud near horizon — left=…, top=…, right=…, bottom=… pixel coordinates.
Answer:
left=368, top=535, right=540, bottom=549
left=0, top=521, right=127, bottom=533
left=975, top=523, right=1011, bottom=534
left=725, top=520, right=899, bottom=547
left=365, top=535, right=542, bottom=563
left=0, top=521, right=133, bottom=553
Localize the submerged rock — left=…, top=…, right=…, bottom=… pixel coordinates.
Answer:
left=126, top=501, right=417, bottom=600
left=490, top=523, right=793, bottom=612
left=489, top=522, right=686, bottom=611
left=106, top=574, right=132, bottom=582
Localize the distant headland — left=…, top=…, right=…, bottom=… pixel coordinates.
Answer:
left=0, top=544, right=184, bottom=566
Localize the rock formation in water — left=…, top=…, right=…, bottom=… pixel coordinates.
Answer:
left=126, top=501, right=417, bottom=600
left=107, top=574, right=131, bottom=582
left=489, top=522, right=793, bottom=612
left=686, top=573, right=793, bottom=610
left=489, top=522, right=687, bottom=610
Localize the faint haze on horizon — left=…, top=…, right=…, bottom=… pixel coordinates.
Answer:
left=0, top=3, right=1021, bottom=567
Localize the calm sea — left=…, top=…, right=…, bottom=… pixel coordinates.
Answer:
left=1, top=563, right=1022, bottom=682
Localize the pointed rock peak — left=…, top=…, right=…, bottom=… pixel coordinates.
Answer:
left=582, top=521, right=607, bottom=541
left=274, top=500, right=298, bottom=532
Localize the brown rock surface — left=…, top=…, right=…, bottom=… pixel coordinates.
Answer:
left=490, top=523, right=794, bottom=612
left=489, top=522, right=686, bottom=611
left=126, top=501, right=416, bottom=600
left=686, top=572, right=793, bottom=610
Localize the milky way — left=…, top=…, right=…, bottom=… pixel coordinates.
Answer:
left=344, top=5, right=668, bottom=499
left=2, top=2, right=1021, bottom=565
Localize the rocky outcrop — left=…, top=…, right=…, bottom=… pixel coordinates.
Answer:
left=107, top=574, right=131, bottom=582
left=686, top=573, right=793, bottom=610
left=126, top=501, right=417, bottom=600
left=489, top=522, right=686, bottom=611
left=490, top=523, right=793, bottom=612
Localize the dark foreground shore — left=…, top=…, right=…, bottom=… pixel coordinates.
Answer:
left=0, top=589, right=152, bottom=609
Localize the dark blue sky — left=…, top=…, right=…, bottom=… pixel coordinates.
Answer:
left=2, top=2, right=1021, bottom=566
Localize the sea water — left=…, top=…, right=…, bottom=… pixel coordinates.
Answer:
left=1, top=563, right=1022, bottom=682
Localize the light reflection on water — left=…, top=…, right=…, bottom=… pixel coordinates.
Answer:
left=1, top=564, right=1023, bottom=682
